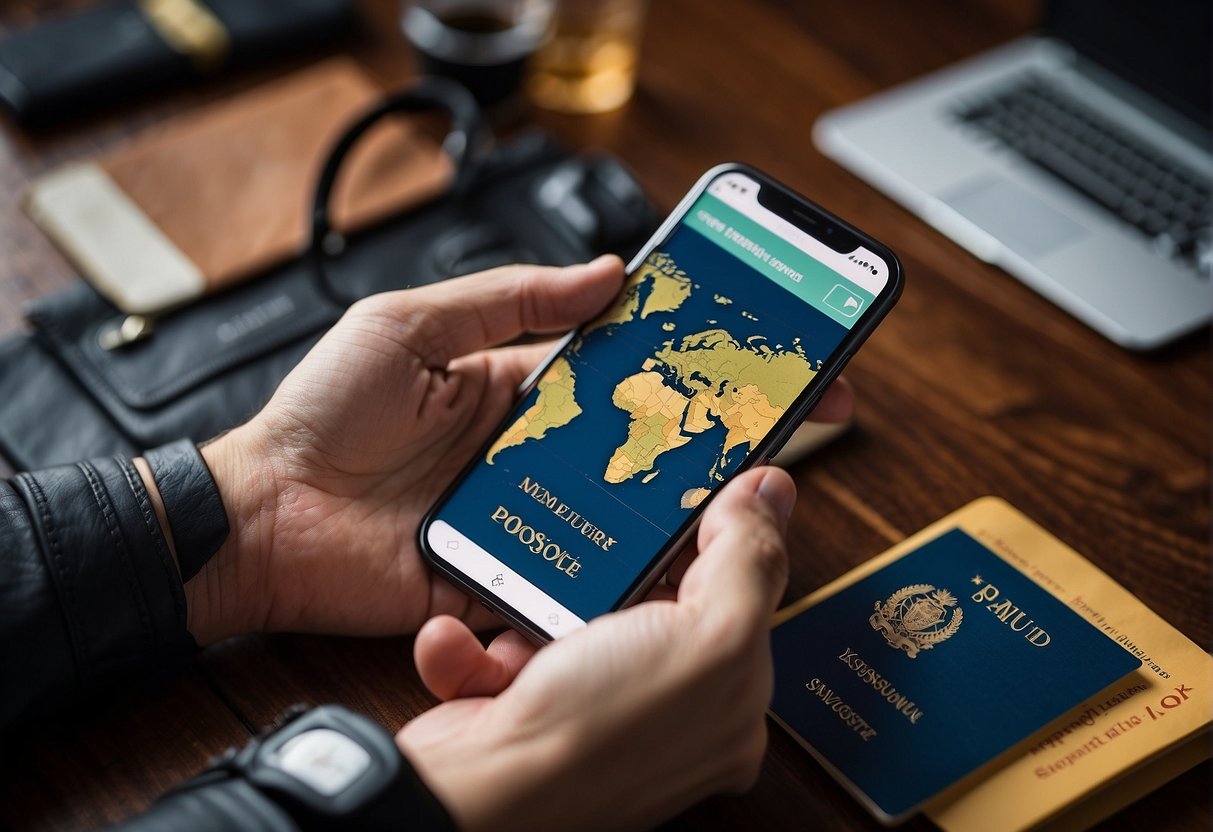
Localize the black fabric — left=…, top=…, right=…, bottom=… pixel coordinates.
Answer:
left=0, top=135, right=659, bottom=471
left=0, top=454, right=194, bottom=733
left=144, top=440, right=229, bottom=581
left=0, top=0, right=357, bottom=128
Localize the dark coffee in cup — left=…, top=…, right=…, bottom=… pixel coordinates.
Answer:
left=403, top=0, right=553, bottom=108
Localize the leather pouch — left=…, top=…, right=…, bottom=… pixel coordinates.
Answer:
left=0, top=0, right=357, bottom=128
left=0, top=335, right=135, bottom=468
left=0, top=133, right=659, bottom=471
left=21, top=263, right=336, bottom=456
left=23, top=58, right=449, bottom=313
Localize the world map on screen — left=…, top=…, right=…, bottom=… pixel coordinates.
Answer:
left=487, top=250, right=817, bottom=511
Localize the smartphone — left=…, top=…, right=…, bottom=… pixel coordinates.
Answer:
left=419, top=164, right=903, bottom=642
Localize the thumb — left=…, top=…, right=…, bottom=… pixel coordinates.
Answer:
left=677, top=467, right=794, bottom=629
left=356, top=255, right=623, bottom=367
left=415, top=616, right=537, bottom=701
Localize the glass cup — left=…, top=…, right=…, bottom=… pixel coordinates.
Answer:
left=527, top=0, right=647, bottom=114
left=402, top=0, right=554, bottom=109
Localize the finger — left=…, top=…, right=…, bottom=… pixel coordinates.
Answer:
left=807, top=376, right=854, bottom=423
left=678, top=467, right=794, bottom=628
left=426, top=572, right=506, bottom=632
left=482, top=629, right=539, bottom=686
left=667, top=379, right=847, bottom=587
left=664, top=538, right=699, bottom=588
left=437, top=340, right=569, bottom=459
left=644, top=583, right=678, bottom=602
left=450, top=340, right=562, bottom=397
left=414, top=616, right=535, bottom=701
left=357, top=255, right=623, bottom=366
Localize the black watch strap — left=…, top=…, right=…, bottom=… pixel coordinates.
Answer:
left=144, top=439, right=229, bottom=581
left=108, top=778, right=299, bottom=832
left=239, top=705, right=456, bottom=831
left=112, top=705, right=458, bottom=832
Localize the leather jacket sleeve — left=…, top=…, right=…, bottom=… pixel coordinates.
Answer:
left=0, top=451, right=458, bottom=829
left=0, top=454, right=195, bottom=733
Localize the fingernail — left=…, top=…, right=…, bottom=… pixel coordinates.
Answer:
left=587, top=253, right=619, bottom=268
left=757, top=469, right=796, bottom=522
left=564, top=255, right=612, bottom=277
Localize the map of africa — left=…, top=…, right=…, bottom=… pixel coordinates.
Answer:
left=486, top=250, right=816, bottom=509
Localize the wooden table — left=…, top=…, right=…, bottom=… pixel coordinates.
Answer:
left=1, top=1, right=1209, bottom=829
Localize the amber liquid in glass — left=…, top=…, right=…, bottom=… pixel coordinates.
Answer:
left=527, top=4, right=643, bottom=114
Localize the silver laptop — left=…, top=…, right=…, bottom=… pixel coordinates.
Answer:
left=813, top=0, right=1211, bottom=350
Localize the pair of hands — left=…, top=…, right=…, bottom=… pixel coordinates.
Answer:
left=188, top=256, right=854, bottom=831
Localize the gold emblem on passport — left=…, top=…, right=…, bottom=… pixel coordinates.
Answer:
left=870, top=584, right=963, bottom=658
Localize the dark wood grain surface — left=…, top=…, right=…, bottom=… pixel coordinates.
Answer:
left=1, top=0, right=1209, bottom=830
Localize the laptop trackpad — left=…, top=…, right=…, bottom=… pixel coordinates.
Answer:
left=939, top=176, right=1087, bottom=260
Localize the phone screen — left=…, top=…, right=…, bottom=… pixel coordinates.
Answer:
left=425, top=169, right=895, bottom=638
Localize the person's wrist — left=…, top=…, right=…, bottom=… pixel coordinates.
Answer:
left=186, top=423, right=280, bottom=645
left=396, top=709, right=574, bottom=832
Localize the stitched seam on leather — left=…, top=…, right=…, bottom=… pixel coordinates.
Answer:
left=31, top=319, right=143, bottom=414
left=29, top=323, right=133, bottom=425
left=41, top=300, right=337, bottom=408
left=91, top=313, right=334, bottom=405
left=16, top=472, right=89, bottom=687
left=118, top=457, right=187, bottom=624
left=79, top=462, right=156, bottom=661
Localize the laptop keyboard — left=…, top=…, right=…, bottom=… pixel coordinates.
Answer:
left=955, top=76, right=1212, bottom=277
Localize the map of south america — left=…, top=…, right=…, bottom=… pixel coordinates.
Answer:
left=485, top=249, right=816, bottom=512
left=486, top=357, right=581, bottom=464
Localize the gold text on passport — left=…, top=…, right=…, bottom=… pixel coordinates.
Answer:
left=838, top=647, right=925, bottom=724
left=970, top=577, right=1052, bottom=647
left=806, top=678, right=879, bottom=741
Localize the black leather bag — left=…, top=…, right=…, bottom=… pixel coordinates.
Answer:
left=0, top=0, right=358, bottom=128
left=0, top=84, right=659, bottom=471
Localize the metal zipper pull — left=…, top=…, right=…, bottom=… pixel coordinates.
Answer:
left=98, top=315, right=155, bottom=350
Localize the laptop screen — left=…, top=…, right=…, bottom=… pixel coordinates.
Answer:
left=1045, top=0, right=1211, bottom=130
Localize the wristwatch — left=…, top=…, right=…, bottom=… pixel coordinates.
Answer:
left=110, top=705, right=455, bottom=831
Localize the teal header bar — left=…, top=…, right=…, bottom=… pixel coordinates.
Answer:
left=684, top=193, right=874, bottom=329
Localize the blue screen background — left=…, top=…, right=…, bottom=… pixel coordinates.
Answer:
left=434, top=222, right=848, bottom=620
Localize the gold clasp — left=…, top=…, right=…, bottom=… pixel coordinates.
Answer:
left=138, top=0, right=230, bottom=71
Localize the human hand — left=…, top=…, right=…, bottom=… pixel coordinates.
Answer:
left=396, top=466, right=797, bottom=832
left=183, top=257, right=852, bottom=645
left=184, top=257, right=622, bottom=643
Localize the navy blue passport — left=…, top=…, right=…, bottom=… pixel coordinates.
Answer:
left=769, top=529, right=1141, bottom=824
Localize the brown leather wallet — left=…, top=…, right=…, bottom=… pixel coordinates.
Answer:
left=24, top=58, right=451, bottom=314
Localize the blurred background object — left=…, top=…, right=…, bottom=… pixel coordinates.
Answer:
left=814, top=0, right=1212, bottom=350
left=0, top=0, right=358, bottom=128
left=402, top=0, right=553, bottom=109
left=527, top=0, right=647, bottom=114
left=22, top=59, right=449, bottom=316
